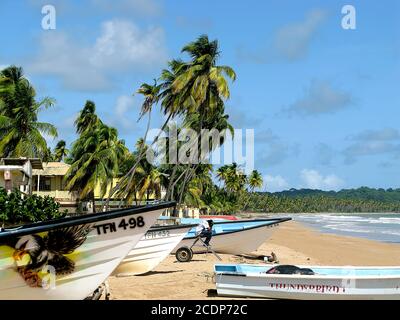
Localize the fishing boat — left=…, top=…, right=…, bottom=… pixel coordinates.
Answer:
left=173, top=218, right=291, bottom=255
left=113, top=223, right=196, bottom=277
left=214, top=264, right=400, bottom=300
left=0, top=201, right=175, bottom=300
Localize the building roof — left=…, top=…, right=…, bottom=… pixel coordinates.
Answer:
left=32, top=162, right=70, bottom=176
left=1, top=157, right=43, bottom=170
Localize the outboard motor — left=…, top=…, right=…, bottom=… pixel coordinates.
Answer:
left=266, top=265, right=315, bottom=275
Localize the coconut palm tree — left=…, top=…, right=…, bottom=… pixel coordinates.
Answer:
left=248, top=170, right=263, bottom=192
left=53, top=140, right=69, bottom=162
left=65, top=107, right=128, bottom=212
left=116, top=139, right=166, bottom=205
left=0, top=66, right=57, bottom=158
left=107, top=35, right=236, bottom=208
left=74, top=100, right=99, bottom=134
left=172, top=35, right=236, bottom=121
left=217, top=163, right=247, bottom=193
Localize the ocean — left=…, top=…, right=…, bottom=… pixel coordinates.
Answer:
left=288, top=213, right=400, bottom=244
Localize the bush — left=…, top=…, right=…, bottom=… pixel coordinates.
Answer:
left=0, top=187, right=66, bottom=226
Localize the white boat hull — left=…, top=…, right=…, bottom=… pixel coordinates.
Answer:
left=173, top=223, right=279, bottom=255
left=0, top=207, right=167, bottom=299
left=113, top=225, right=193, bottom=276
left=215, top=264, right=400, bottom=300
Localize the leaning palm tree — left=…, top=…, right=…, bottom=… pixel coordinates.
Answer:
left=53, top=140, right=69, bottom=162
left=248, top=170, right=263, bottom=192
left=169, top=35, right=236, bottom=204
left=0, top=66, right=57, bottom=158
left=65, top=110, right=128, bottom=212
left=74, top=100, right=99, bottom=134
left=107, top=35, right=236, bottom=207
left=172, top=35, right=236, bottom=121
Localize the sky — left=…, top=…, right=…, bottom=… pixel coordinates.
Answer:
left=0, top=0, right=399, bottom=192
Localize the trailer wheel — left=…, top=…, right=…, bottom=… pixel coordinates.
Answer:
left=175, top=246, right=193, bottom=262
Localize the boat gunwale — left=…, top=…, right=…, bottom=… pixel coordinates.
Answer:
left=184, top=218, right=291, bottom=240
left=215, top=272, right=400, bottom=280
left=202, top=217, right=292, bottom=225
left=0, top=201, right=176, bottom=239
left=214, top=263, right=400, bottom=280
left=150, top=223, right=198, bottom=231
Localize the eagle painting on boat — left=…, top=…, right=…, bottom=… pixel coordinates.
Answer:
left=2, top=225, right=92, bottom=288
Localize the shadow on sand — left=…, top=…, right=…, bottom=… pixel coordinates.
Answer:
left=206, top=289, right=219, bottom=297
left=135, top=270, right=184, bottom=276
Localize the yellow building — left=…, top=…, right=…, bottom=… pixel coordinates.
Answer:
left=32, top=162, right=79, bottom=212
left=32, top=162, right=159, bottom=212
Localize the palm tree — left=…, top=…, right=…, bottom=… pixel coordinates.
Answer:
left=172, top=35, right=236, bottom=121
left=107, top=35, right=237, bottom=208
left=116, top=139, right=165, bottom=205
left=0, top=66, right=58, bottom=158
left=74, top=100, right=99, bottom=134
left=169, top=36, right=236, bottom=205
left=217, top=163, right=247, bottom=193
left=248, top=170, right=263, bottom=192
left=65, top=106, right=128, bottom=212
left=53, top=140, right=69, bottom=162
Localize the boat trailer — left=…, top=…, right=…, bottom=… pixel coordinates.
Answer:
left=175, top=235, right=222, bottom=262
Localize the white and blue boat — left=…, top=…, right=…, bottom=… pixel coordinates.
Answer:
left=173, top=218, right=291, bottom=255
left=214, top=264, right=400, bottom=299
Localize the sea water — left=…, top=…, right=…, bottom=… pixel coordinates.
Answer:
left=290, top=213, right=400, bottom=244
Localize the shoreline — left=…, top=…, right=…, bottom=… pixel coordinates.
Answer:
left=240, top=211, right=400, bottom=244
left=108, top=221, right=400, bottom=299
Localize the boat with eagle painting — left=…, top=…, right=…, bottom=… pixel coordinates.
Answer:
left=0, top=201, right=175, bottom=300
left=113, top=223, right=196, bottom=277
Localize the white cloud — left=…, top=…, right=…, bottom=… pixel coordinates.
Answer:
left=29, top=20, right=167, bottom=91
left=348, top=128, right=400, bottom=141
left=282, top=80, right=352, bottom=116
left=343, top=128, right=400, bottom=164
left=273, top=8, right=327, bottom=61
left=264, top=175, right=289, bottom=192
left=255, top=129, right=300, bottom=167
left=237, top=8, right=327, bottom=63
left=104, top=95, right=140, bottom=135
left=115, top=95, right=135, bottom=117
left=90, top=20, right=166, bottom=70
left=300, top=169, right=344, bottom=190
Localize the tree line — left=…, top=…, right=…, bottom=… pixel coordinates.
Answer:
left=241, top=188, right=400, bottom=213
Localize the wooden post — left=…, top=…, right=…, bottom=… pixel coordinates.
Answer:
left=37, top=174, right=40, bottom=195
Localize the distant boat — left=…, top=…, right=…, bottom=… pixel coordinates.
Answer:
left=173, top=218, right=291, bottom=255
left=214, top=264, right=400, bottom=300
left=199, top=215, right=238, bottom=221
left=113, top=223, right=196, bottom=276
left=0, top=202, right=175, bottom=300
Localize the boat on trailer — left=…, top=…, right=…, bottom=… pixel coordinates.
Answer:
left=113, top=223, right=196, bottom=276
left=0, top=201, right=175, bottom=300
left=214, top=264, right=400, bottom=300
left=173, top=218, right=291, bottom=255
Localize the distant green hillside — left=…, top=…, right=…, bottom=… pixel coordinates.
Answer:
left=242, top=187, right=400, bottom=213
left=271, top=187, right=400, bottom=202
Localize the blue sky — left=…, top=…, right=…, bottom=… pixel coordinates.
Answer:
left=0, top=0, right=399, bottom=191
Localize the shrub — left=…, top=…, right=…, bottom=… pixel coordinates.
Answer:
left=0, top=187, right=66, bottom=226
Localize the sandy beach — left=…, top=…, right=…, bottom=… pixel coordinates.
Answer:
left=108, top=221, right=400, bottom=299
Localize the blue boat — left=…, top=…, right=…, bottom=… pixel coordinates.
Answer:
left=173, top=218, right=291, bottom=255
